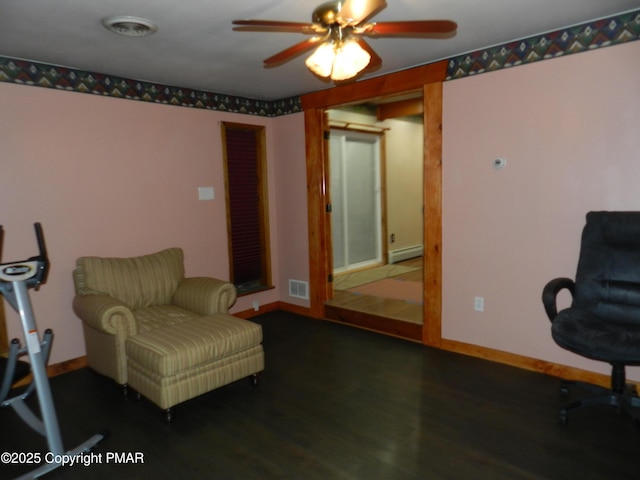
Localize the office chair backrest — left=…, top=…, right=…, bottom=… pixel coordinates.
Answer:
left=573, top=211, right=640, bottom=324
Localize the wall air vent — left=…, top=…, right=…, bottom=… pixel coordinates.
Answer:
left=289, top=279, right=309, bottom=300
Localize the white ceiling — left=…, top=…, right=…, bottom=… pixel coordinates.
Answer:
left=1, top=0, right=639, bottom=100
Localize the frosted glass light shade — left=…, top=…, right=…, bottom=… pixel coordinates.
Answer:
left=305, top=39, right=371, bottom=81
left=305, top=43, right=336, bottom=78
left=331, top=40, right=371, bottom=81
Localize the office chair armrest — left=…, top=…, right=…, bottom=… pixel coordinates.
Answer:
left=542, top=277, right=575, bottom=321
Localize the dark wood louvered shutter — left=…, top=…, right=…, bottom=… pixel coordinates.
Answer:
left=223, top=125, right=267, bottom=290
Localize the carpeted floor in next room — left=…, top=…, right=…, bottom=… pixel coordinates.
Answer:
left=2, top=310, right=639, bottom=479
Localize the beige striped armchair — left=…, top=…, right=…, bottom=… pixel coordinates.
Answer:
left=72, top=247, right=264, bottom=421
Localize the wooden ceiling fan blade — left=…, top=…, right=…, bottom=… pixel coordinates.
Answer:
left=264, top=37, right=326, bottom=67
left=366, top=20, right=458, bottom=36
left=339, top=0, right=387, bottom=26
left=232, top=19, right=319, bottom=34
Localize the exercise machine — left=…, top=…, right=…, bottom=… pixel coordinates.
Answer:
left=0, top=223, right=105, bottom=479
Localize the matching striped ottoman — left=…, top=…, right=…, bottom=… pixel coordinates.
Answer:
left=125, top=313, right=264, bottom=420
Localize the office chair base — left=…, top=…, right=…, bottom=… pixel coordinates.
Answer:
left=558, top=381, right=640, bottom=426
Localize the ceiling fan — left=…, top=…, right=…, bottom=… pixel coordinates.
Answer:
left=232, top=0, right=457, bottom=82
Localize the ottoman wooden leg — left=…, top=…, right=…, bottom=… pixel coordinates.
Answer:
left=164, top=407, right=175, bottom=423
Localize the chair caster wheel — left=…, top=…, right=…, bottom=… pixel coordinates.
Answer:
left=559, top=380, right=571, bottom=396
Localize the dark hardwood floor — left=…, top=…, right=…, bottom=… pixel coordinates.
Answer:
left=2, top=311, right=639, bottom=479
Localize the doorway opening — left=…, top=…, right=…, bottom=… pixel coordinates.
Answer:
left=326, top=99, right=424, bottom=328
left=301, top=60, right=446, bottom=346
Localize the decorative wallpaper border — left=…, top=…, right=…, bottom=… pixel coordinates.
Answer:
left=1, top=10, right=638, bottom=116
left=447, top=10, right=640, bottom=79
left=0, top=57, right=302, bottom=117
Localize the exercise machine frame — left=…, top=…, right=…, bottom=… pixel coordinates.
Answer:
left=0, top=223, right=105, bottom=479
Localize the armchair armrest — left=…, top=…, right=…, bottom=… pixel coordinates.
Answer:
left=542, top=277, right=575, bottom=321
left=172, top=277, right=237, bottom=316
left=72, top=294, right=137, bottom=337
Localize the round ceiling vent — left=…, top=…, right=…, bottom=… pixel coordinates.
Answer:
left=102, top=16, right=158, bottom=37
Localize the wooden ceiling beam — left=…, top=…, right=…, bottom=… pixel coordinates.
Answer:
left=376, top=97, right=423, bottom=120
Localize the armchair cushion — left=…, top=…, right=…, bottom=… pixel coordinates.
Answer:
left=133, top=305, right=200, bottom=334
left=75, top=248, right=184, bottom=309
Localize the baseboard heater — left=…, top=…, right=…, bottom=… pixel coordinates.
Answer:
left=388, top=245, right=424, bottom=264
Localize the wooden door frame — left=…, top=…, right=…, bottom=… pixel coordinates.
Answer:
left=301, top=60, right=446, bottom=347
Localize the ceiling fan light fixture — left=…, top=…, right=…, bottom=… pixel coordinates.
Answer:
left=305, top=42, right=336, bottom=78
left=331, top=39, right=370, bottom=80
left=102, top=15, right=158, bottom=37
left=305, top=38, right=370, bottom=81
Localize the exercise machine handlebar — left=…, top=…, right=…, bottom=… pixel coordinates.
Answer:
left=0, top=222, right=49, bottom=289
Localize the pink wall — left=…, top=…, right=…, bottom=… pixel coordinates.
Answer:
left=442, top=41, right=640, bottom=380
left=271, top=112, right=310, bottom=305
left=0, top=83, right=308, bottom=363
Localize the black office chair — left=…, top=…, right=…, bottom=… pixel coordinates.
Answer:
left=542, top=211, right=640, bottom=425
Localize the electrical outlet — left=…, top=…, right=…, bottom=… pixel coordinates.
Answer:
left=390, top=233, right=395, bottom=243
left=474, top=297, right=484, bottom=312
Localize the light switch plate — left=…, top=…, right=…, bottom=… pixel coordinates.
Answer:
left=198, top=187, right=214, bottom=200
